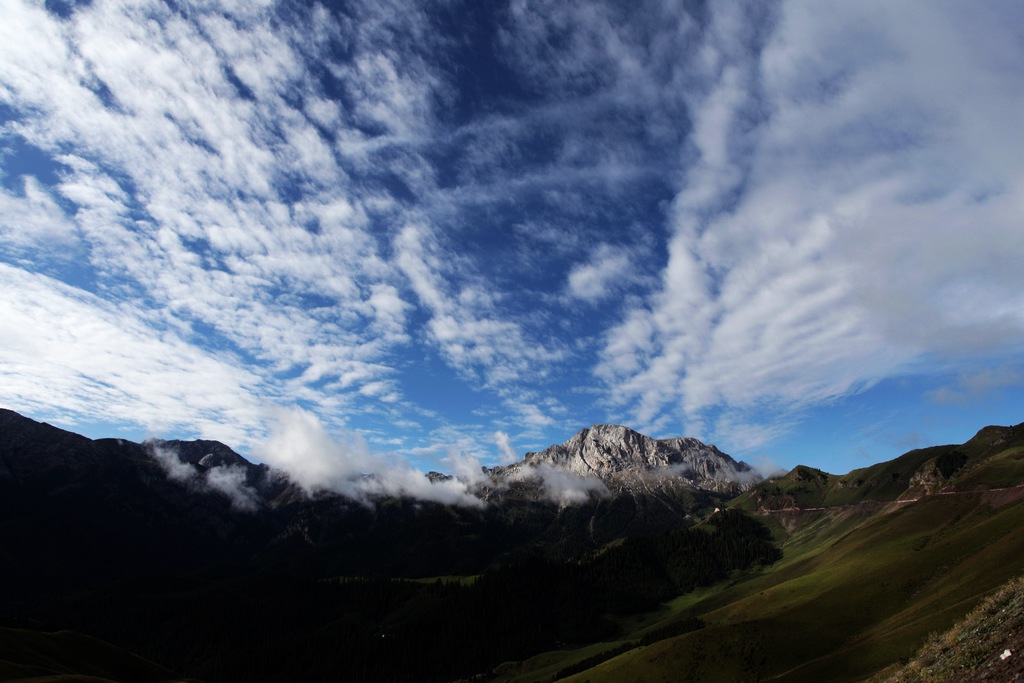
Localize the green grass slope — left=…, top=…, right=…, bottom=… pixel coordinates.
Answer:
left=545, top=422, right=1024, bottom=683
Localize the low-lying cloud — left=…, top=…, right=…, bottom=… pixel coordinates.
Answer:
left=501, top=462, right=610, bottom=506
left=149, top=443, right=260, bottom=512
left=252, top=407, right=485, bottom=508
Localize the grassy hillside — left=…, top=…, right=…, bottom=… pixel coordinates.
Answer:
left=506, top=422, right=1024, bottom=683
left=734, top=422, right=1024, bottom=513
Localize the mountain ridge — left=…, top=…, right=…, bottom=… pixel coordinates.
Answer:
left=0, top=408, right=744, bottom=589
left=733, top=421, right=1024, bottom=520
left=0, top=409, right=758, bottom=505
left=491, top=422, right=757, bottom=495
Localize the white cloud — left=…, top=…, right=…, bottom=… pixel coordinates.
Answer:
left=0, top=264, right=266, bottom=445
left=205, top=465, right=261, bottom=512
left=0, top=176, right=79, bottom=254
left=394, top=222, right=564, bottom=388
left=150, top=442, right=197, bottom=483
left=927, top=367, right=1024, bottom=407
left=0, top=0, right=423, bottom=432
left=253, top=407, right=484, bottom=507
left=566, top=243, right=643, bottom=304
left=506, top=462, right=609, bottom=506
left=596, top=2, right=1024, bottom=445
left=493, top=430, right=518, bottom=464
left=1, top=0, right=683, bottom=459
left=150, top=442, right=260, bottom=512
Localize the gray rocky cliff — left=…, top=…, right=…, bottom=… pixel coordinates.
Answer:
left=490, top=424, right=758, bottom=494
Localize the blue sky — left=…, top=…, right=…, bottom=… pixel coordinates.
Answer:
left=1, top=0, right=1023, bottom=480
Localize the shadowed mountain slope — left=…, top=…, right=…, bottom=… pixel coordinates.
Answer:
left=0, top=410, right=281, bottom=599
left=0, top=410, right=751, bottom=588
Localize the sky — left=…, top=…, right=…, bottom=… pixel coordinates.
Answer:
left=1, top=0, right=1023, bottom=480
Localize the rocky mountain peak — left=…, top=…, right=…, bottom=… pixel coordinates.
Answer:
left=569, top=424, right=648, bottom=452
left=512, top=423, right=758, bottom=493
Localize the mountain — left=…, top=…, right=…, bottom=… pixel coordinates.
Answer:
left=5, top=407, right=1023, bottom=683
left=0, top=408, right=765, bottom=682
left=0, top=409, right=285, bottom=599
left=0, top=409, right=749, bottom=587
left=491, top=423, right=756, bottom=493
left=731, top=421, right=1024, bottom=527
